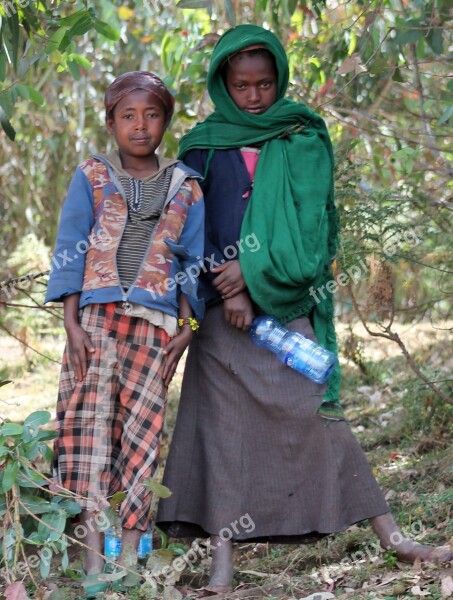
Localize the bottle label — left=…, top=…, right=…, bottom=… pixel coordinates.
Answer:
left=104, top=536, right=122, bottom=559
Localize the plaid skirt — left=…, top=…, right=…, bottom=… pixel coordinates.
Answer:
left=54, top=302, right=169, bottom=531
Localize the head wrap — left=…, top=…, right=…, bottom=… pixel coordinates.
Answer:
left=105, top=71, right=175, bottom=119
left=179, top=25, right=342, bottom=419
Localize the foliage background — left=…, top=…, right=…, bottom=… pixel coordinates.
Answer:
left=0, top=1, right=452, bottom=597
left=1, top=0, right=451, bottom=402
left=1, top=0, right=452, bottom=325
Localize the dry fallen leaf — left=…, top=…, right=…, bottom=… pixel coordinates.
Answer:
left=441, top=576, right=453, bottom=598
left=337, top=54, right=367, bottom=75
left=163, top=586, right=184, bottom=600
left=5, top=582, right=29, bottom=600
left=411, top=585, right=431, bottom=596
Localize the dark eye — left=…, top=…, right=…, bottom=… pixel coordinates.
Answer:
left=235, top=84, right=246, bottom=90
left=123, top=114, right=133, bottom=119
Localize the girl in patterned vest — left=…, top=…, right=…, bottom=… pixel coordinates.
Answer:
left=46, top=71, right=204, bottom=597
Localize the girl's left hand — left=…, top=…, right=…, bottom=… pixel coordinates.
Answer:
left=162, top=327, right=192, bottom=387
left=212, top=260, right=246, bottom=298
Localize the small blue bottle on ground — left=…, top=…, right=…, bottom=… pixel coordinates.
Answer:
left=104, top=526, right=153, bottom=567
left=104, top=526, right=122, bottom=569
left=249, top=315, right=337, bottom=384
left=137, top=527, right=153, bottom=562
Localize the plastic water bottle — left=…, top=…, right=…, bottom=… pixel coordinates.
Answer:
left=104, top=526, right=122, bottom=563
left=104, top=526, right=153, bottom=566
left=249, top=315, right=337, bottom=384
left=137, top=527, right=153, bottom=562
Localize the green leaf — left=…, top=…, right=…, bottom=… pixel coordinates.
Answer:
left=38, top=442, right=54, bottom=462
left=36, top=429, right=58, bottom=442
left=154, top=525, right=168, bottom=549
left=168, top=542, right=187, bottom=556
left=394, top=28, right=423, bottom=46
left=25, top=531, right=48, bottom=544
left=17, top=464, right=47, bottom=486
left=38, top=510, right=67, bottom=542
left=426, top=28, right=443, bottom=55
left=0, top=446, right=10, bottom=458
left=392, top=67, right=404, bottom=82
left=67, top=59, right=81, bottom=80
left=0, top=88, right=14, bottom=118
left=287, top=0, right=298, bottom=16
left=20, top=493, right=54, bottom=515
left=58, top=9, right=91, bottom=27
left=46, top=28, right=67, bottom=54
left=438, top=105, right=453, bottom=125
left=0, top=106, right=15, bottom=141
left=0, top=422, right=23, bottom=436
left=40, top=548, right=52, bottom=578
left=68, top=53, right=92, bottom=70
left=0, top=52, right=6, bottom=82
left=100, top=506, right=119, bottom=530
left=58, top=15, right=93, bottom=52
left=61, top=549, right=69, bottom=571
left=2, top=460, right=19, bottom=491
left=24, top=411, right=51, bottom=435
left=92, top=19, right=120, bottom=41
left=142, top=479, right=172, bottom=498
left=58, top=499, right=81, bottom=516
left=7, top=11, right=20, bottom=71
left=21, top=440, right=40, bottom=460
left=109, top=491, right=127, bottom=507
left=177, top=0, right=212, bottom=7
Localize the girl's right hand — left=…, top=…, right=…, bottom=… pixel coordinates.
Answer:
left=211, top=260, right=246, bottom=299
left=65, top=323, right=95, bottom=381
left=223, top=291, right=255, bottom=331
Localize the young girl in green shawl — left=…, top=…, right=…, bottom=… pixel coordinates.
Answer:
left=156, top=25, right=451, bottom=594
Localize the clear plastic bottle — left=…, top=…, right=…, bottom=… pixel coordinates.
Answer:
left=104, top=526, right=153, bottom=569
left=249, top=315, right=337, bottom=384
left=137, top=526, right=153, bottom=563
left=104, top=526, right=122, bottom=565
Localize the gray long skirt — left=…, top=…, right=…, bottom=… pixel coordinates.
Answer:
left=156, top=304, right=389, bottom=543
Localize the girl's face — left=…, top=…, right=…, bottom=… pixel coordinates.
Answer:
left=225, top=53, right=277, bottom=114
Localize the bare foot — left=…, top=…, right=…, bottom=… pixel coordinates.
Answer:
left=370, top=513, right=452, bottom=564
left=394, top=540, right=452, bottom=564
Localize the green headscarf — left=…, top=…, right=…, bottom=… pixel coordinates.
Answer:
left=179, top=25, right=342, bottom=418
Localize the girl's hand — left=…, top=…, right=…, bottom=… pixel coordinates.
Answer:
left=211, top=260, right=246, bottom=299
left=223, top=291, right=255, bottom=331
left=65, top=323, right=95, bottom=381
left=162, top=327, right=192, bottom=387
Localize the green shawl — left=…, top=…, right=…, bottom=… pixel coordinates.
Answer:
left=179, top=25, right=342, bottom=418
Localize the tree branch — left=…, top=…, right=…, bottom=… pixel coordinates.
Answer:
left=346, top=284, right=452, bottom=404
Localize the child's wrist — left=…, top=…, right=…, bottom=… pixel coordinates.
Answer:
left=177, top=317, right=199, bottom=331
